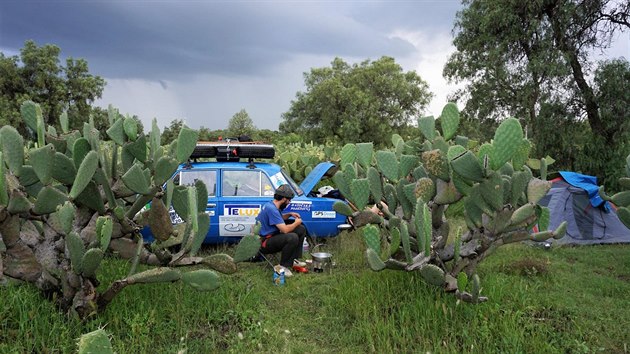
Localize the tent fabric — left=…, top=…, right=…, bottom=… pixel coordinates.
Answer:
left=558, top=171, right=609, bottom=211
left=537, top=175, right=630, bottom=245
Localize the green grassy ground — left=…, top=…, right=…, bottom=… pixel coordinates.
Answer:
left=1, top=232, right=629, bottom=353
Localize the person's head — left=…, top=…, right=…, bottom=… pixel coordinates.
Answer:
left=274, top=184, right=294, bottom=210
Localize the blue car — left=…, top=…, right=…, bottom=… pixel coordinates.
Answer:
left=141, top=141, right=352, bottom=244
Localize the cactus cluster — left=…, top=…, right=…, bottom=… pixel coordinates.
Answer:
left=334, top=103, right=567, bottom=303
left=274, top=142, right=339, bottom=182
left=600, top=155, right=630, bottom=228
left=0, top=100, right=232, bottom=319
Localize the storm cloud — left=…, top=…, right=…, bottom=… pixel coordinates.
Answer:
left=0, top=1, right=473, bottom=130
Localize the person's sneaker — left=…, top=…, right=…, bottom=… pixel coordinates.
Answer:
left=280, top=266, right=293, bottom=277
left=293, top=259, right=307, bottom=267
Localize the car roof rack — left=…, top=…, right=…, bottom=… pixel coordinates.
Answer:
left=189, top=139, right=275, bottom=161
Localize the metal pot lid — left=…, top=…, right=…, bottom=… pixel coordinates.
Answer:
left=311, top=252, right=332, bottom=259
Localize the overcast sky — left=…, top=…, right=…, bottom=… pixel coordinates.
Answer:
left=1, top=1, right=628, bottom=132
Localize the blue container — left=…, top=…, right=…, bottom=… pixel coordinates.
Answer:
left=273, top=267, right=285, bottom=286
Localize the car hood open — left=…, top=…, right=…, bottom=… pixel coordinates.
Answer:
left=299, top=162, right=338, bottom=196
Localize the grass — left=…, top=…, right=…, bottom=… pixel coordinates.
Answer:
left=1, top=230, right=630, bottom=353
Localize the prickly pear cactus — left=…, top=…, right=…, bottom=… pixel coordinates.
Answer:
left=600, top=154, right=630, bottom=229
left=0, top=101, right=228, bottom=319
left=338, top=103, right=567, bottom=303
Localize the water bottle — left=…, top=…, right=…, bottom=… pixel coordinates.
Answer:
left=302, top=238, right=309, bottom=255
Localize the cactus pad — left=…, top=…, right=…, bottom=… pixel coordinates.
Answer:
left=182, top=269, right=221, bottom=291
left=356, top=143, right=373, bottom=169
left=202, top=254, right=237, bottom=274
left=77, top=329, right=113, bottom=354
left=122, top=163, right=151, bottom=195
left=434, top=179, right=461, bottom=205
left=233, top=234, right=261, bottom=262
left=530, top=230, right=554, bottom=242
left=446, top=145, right=467, bottom=162
left=175, top=126, right=199, bottom=163
left=414, top=178, right=436, bottom=203
left=617, top=207, right=630, bottom=229
left=30, top=144, right=56, bottom=185
left=0, top=152, right=7, bottom=206
left=33, top=186, right=68, bottom=215
left=81, top=248, right=104, bottom=278
left=491, top=118, right=523, bottom=170
left=389, top=227, right=401, bottom=256
left=419, top=264, right=445, bottom=286
left=69, top=150, right=99, bottom=200
left=417, top=115, right=436, bottom=141
left=7, top=190, right=33, bottom=214
left=439, top=102, right=460, bottom=141
left=123, top=116, right=138, bottom=141
left=333, top=200, right=354, bottom=216
left=148, top=198, right=174, bottom=242
left=367, top=167, right=383, bottom=203
left=154, top=157, right=178, bottom=186
left=350, top=178, right=370, bottom=211
left=0, top=126, right=24, bottom=176
left=340, top=143, right=357, bottom=167
left=527, top=178, right=551, bottom=204
left=375, top=151, right=399, bottom=182
left=126, top=267, right=181, bottom=284
left=189, top=212, right=210, bottom=256
left=421, top=149, right=450, bottom=181
left=399, top=155, right=420, bottom=179
left=362, top=224, right=381, bottom=254
left=332, top=171, right=351, bottom=201
left=451, top=150, right=484, bottom=182
left=611, top=191, right=630, bottom=208
left=480, top=172, right=504, bottom=211
left=366, top=248, right=386, bottom=271
left=401, top=222, right=412, bottom=263
left=126, top=134, right=147, bottom=163
left=66, top=231, right=85, bottom=274
left=553, top=221, right=568, bottom=239
left=52, top=152, right=77, bottom=185
left=457, top=272, right=468, bottom=292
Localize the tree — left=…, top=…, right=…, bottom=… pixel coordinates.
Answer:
left=227, top=109, right=256, bottom=138
left=444, top=0, right=629, bottom=184
left=280, top=57, right=432, bottom=147
left=161, top=119, right=184, bottom=144
left=0, top=40, right=105, bottom=136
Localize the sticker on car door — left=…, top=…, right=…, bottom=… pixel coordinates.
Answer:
left=312, top=211, right=336, bottom=218
left=219, top=204, right=261, bottom=236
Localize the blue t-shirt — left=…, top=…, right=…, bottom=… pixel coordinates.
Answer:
left=256, top=201, right=284, bottom=236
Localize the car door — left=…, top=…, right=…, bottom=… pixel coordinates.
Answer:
left=176, top=169, right=219, bottom=243
left=217, top=168, right=275, bottom=242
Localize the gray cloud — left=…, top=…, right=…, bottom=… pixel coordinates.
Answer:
left=1, top=1, right=448, bottom=80
left=1, top=0, right=466, bottom=131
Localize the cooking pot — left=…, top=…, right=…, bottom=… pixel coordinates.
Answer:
left=310, top=244, right=333, bottom=273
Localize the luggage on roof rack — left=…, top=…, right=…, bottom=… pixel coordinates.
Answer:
left=190, top=141, right=275, bottom=161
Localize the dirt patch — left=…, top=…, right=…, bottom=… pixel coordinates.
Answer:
left=617, top=274, right=630, bottom=282
left=505, top=258, right=550, bottom=277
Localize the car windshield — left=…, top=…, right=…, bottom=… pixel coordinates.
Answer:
left=281, top=169, right=303, bottom=196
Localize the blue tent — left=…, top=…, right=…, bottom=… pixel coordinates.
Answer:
left=537, top=172, right=630, bottom=245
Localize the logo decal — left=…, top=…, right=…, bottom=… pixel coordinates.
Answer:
left=224, top=204, right=261, bottom=216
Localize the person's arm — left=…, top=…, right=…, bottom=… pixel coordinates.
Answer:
left=276, top=217, right=302, bottom=233
left=282, top=212, right=301, bottom=220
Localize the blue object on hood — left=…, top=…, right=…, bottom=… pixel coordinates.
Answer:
left=559, top=171, right=610, bottom=212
